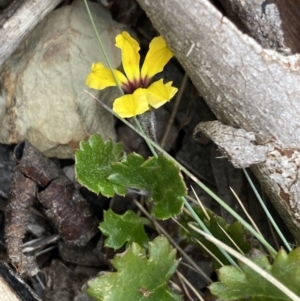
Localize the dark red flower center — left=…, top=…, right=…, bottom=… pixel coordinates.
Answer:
left=121, top=76, right=151, bottom=94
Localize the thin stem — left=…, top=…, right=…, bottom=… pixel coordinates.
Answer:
left=134, top=117, right=158, bottom=158
left=137, top=110, right=158, bottom=144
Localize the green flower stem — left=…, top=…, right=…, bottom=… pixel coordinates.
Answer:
left=137, top=110, right=158, bottom=144
left=134, top=117, right=158, bottom=158
left=243, top=168, right=292, bottom=252
left=87, top=91, right=277, bottom=257
left=83, top=0, right=123, bottom=96
left=136, top=110, right=160, bottom=157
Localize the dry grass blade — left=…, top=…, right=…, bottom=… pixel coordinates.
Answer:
left=229, top=186, right=262, bottom=236
left=176, top=270, right=205, bottom=301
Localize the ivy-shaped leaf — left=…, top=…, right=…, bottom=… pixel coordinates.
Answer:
left=99, top=209, right=150, bottom=250
left=75, top=135, right=126, bottom=197
left=210, top=248, right=300, bottom=301
left=108, top=153, right=186, bottom=219
left=87, top=236, right=182, bottom=301
left=75, top=136, right=186, bottom=219
left=180, top=206, right=251, bottom=266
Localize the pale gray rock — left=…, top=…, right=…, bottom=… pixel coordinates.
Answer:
left=0, top=0, right=123, bottom=158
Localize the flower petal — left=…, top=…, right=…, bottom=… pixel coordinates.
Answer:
left=113, top=88, right=149, bottom=118
left=115, top=32, right=140, bottom=83
left=145, top=79, right=178, bottom=108
left=141, top=36, right=173, bottom=80
left=85, top=62, right=127, bottom=90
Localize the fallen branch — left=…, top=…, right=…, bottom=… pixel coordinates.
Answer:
left=0, top=0, right=62, bottom=67
left=136, top=0, right=300, bottom=243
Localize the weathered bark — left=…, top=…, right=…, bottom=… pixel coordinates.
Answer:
left=0, top=0, right=62, bottom=67
left=136, top=0, right=300, bottom=243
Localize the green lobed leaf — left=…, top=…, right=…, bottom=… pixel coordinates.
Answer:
left=180, top=206, right=251, bottom=266
left=99, top=209, right=150, bottom=250
left=75, top=135, right=126, bottom=197
left=87, top=236, right=182, bottom=301
left=108, top=153, right=187, bottom=219
left=210, top=248, right=300, bottom=301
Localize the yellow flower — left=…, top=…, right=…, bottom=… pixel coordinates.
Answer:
left=86, top=31, right=178, bottom=118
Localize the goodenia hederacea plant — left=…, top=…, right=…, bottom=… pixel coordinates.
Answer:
left=210, top=248, right=300, bottom=301
left=75, top=135, right=186, bottom=219
left=87, top=236, right=182, bottom=301
left=100, top=209, right=150, bottom=250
